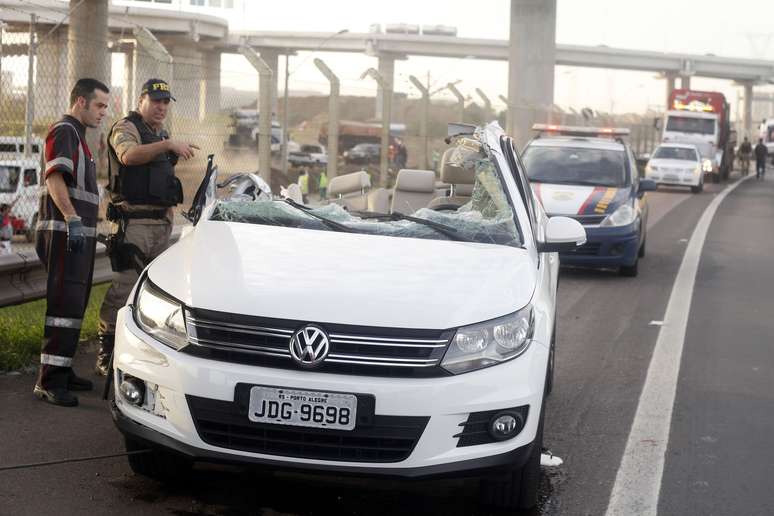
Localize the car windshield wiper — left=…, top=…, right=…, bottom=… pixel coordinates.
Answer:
left=281, top=198, right=360, bottom=233
left=356, top=210, right=477, bottom=243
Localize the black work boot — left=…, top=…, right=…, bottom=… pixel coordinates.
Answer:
left=33, top=384, right=79, bottom=407
left=67, top=369, right=94, bottom=391
left=95, top=333, right=115, bottom=377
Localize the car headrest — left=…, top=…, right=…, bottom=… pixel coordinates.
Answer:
left=454, top=183, right=474, bottom=196
left=440, top=142, right=478, bottom=185
left=394, top=169, right=436, bottom=193
left=328, top=171, right=371, bottom=196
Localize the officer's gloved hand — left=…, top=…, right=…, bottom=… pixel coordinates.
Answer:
left=65, top=215, right=85, bottom=254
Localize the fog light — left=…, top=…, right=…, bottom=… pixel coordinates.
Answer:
left=610, top=243, right=626, bottom=256
left=119, top=377, right=145, bottom=406
left=488, top=411, right=525, bottom=441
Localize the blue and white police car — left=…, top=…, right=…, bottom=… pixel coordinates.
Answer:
left=521, top=125, right=656, bottom=277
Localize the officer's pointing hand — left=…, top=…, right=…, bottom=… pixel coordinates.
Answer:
left=168, top=140, right=198, bottom=161
left=65, top=215, right=86, bottom=254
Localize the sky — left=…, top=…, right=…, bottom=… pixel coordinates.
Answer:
left=217, top=0, right=774, bottom=118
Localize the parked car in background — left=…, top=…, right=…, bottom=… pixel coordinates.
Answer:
left=288, top=143, right=328, bottom=167
left=0, top=158, right=41, bottom=242
left=645, top=143, right=704, bottom=193
left=343, top=143, right=380, bottom=165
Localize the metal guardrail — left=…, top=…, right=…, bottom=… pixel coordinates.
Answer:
left=0, top=229, right=183, bottom=308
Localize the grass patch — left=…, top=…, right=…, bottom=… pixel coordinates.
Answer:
left=0, top=283, right=110, bottom=372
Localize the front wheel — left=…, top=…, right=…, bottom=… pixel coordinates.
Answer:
left=479, top=402, right=544, bottom=511
left=125, top=437, right=192, bottom=484
left=620, top=258, right=639, bottom=277
left=690, top=182, right=703, bottom=194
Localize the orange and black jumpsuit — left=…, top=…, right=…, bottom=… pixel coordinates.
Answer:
left=35, top=115, right=99, bottom=389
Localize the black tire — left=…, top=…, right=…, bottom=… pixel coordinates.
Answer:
left=545, top=322, right=556, bottom=397
left=619, top=258, right=639, bottom=277
left=124, top=437, right=192, bottom=483
left=479, top=401, right=544, bottom=511
left=690, top=182, right=703, bottom=194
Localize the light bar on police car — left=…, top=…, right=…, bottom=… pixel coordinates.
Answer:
left=531, top=124, right=631, bottom=137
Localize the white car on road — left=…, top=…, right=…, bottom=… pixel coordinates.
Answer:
left=645, top=143, right=704, bottom=193
left=110, top=122, right=585, bottom=511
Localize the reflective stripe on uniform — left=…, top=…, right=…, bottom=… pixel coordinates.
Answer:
left=36, top=219, right=97, bottom=237
left=67, top=187, right=100, bottom=205
left=40, top=353, right=73, bottom=367
left=45, top=316, right=83, bottom=329
left=45, top=156, right=74, bottom=173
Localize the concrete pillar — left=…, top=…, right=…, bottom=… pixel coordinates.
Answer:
left=201, top=50, right=221, bottom=119
left=257, top=48, right=279, bottom=116
left=680, top=75, right=692, bottom=90
left=664, top=72, right=676, bottom=110
left=743, top=82, right=754, bottom=140
left=34, top=26, right=68, bottom=122
left=164, top=42, right=204, bottom=132
left=122, top=45, right=135, bottom=114
left=67, top=0, right=110, bottom=86
left=507, top=0, right=557, bottom=147
left=375, top=54, right=395, bottom=120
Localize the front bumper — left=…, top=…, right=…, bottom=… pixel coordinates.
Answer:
left=112, top=306, right=548, bottom=478
left=646, top=171, right=701, bottom=187
left=560, top=224, right=640, bottom=268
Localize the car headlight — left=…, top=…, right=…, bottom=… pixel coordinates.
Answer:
left=693, top=164, right=702, bottom=175
left=133, top=279, right=188, bottom=350
left=646, top=164, right=658, bottom=174
left=600, top=203, right=636, bottom=227
left=702, top=159, right=713, bottom=172
left=441, top=307, right=534, bottom=375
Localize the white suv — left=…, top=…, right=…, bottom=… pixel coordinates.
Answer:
left=111, top=122, right=585, bottom=511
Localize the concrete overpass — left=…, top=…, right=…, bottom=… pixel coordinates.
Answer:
left=1, top=0, right=771, bottom=141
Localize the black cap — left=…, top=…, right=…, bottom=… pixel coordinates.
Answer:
left=140, top=79, right=176, bottom=101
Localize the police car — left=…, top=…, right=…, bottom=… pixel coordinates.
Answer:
left=521, top=125, right=656, bottom=276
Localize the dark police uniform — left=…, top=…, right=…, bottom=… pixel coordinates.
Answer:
left=96, top=83, right=182, bottom=373
left=35, top=115, right=99, bottom=391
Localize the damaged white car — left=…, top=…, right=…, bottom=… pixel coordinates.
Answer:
left=110, top=122, right=585, bottom=511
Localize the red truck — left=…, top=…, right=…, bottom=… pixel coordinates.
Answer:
left=661, top=89, right=736, bottom=182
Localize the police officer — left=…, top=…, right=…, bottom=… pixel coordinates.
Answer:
left=95, top=79, right=197, bottom=375
left=34, top=78, right=110, bottom=407
left=754, top=138, right=768, bottom=180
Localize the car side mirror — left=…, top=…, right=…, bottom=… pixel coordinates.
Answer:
left=638, top=179, right=657, bottom=195
left=538, top=216, right=587, bottom=253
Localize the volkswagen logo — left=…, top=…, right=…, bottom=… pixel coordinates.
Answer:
left=289, top=325, right=330, bottom=369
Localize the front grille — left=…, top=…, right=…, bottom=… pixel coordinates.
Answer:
left=572, top=214, right=606, bottom=226
left=455, top=406, right=529, bottom=447
left=187, top=394, right=429, bottom=463
left=563, top=241, right=602, bottom=256
left=183, top=307, right=453, bottom=378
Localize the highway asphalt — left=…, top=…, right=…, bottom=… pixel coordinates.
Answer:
left=1, top=173, right=771, bottom=516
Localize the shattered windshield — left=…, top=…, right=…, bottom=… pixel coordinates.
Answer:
left=210, top=134, right=522, bottom=248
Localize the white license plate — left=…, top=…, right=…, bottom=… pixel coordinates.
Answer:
left=248, top=386, right=357, bottom=430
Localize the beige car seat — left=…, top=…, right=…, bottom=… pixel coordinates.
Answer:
left=428, top=147, right=477, bottom=209
left=390, top=169, right=437, bottom=214
left=327, top=171, right=371, bottom=211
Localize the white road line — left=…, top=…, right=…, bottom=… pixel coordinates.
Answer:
left=605, top=175, right=752, bottom=516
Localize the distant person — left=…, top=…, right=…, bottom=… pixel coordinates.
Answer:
left=298, top=169, right=309, bottom=203
left=738, top=136, right=752, bottom=176
left=318, top=169, right=328, bottom=200
left=0, top=201, right=15, bottom=255
left=396, top=141, right=408, bottom=170
left=754, top=138, right=768, bottom=180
